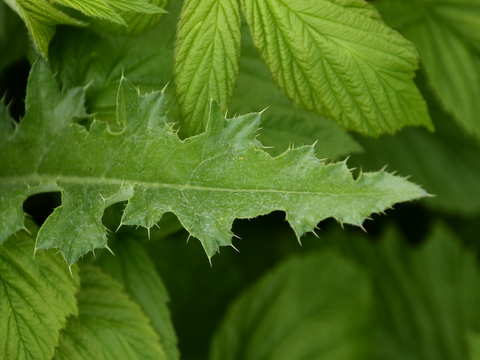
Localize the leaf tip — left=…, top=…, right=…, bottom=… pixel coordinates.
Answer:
left=105, top=245, right=115, bottom=256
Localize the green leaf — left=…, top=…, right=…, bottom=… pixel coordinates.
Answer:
left=350, top=223, right=480, bottom=360
left=240, top=0, right=433, bottom=135
left=52, top=0, right=166, bottom=25
left=310, top=222, right=480, bottom=360
left=4, top=0, right=84, bottom=58
left=91, top=0, right=170, bottom=35
left=103, top=0, right=165, bottom=13
left=54, top=264, right=167, bottom=360
left=0, top=59, right=427, bottom=264
left=50, top=0, right=352, bottom=159
left=96, top=236, right=179, bottom=360
left=375, top=0, right=480, bottom=141
left=4, top=0, right=165, bottom=58
left=49, top=2, right=180, bottom=120
left=0, top=221, right=79, bottom=360
left=230, top=22, right=362, bottom=159
left=209, top=250, right=373, bottom=360
left=349, top=71, right=480, bottom=215
left=174, top=0, right=241, bottom=135
left=52, top=0, right=127, bottom=25
left=468, top=332, right=480, bottom=360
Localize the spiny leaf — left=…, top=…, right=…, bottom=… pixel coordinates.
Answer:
left=209, top=250, right=373, bottom=360
left=54, top=264, right=167, bottom=360
left=0, top=221, right=79, bottom=360
left=96, top=236, right=179, bottom=360
left=0, top=59, right=428, bottom=265
left=375, top=0, right=480, bottom=141
left=240, top=0, right=433, bottom=135
left=174, top=0, right=241, bottom=135
left=48, top=1, right=359, bottom=159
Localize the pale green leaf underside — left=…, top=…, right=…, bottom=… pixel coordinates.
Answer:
left=174, top=0, right=241, bottom=135
left=376, top=0, right=480, bottom=141
left=0, top=222, right=79, bottom=360
left=6, top=0, right=84, bottom=57
left=90, top=0, right=170, bottom=35
left=240, top=0, right=433, bottom=135
left=0, top=60, right=427, bottom=264
left=4, top=0, right=164, bottom=58
left=209, top=251, right=372, bottom=360
left=53, top=0, right=166, bottom=25
left=54, top=264, right=167, bottom=360
left=96, top=237, right=179, bottom=360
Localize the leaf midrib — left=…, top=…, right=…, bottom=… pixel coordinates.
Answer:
left=1, top=174, right=388, bottom=196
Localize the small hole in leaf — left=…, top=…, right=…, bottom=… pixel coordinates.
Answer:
left=23, top=192, right=62, bottom=227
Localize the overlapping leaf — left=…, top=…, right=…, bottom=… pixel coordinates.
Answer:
left=350, top=72, right=480, bottom=215
left=49, top=2, right=180, bottom=120
left=0, top=59, right=427, bottom=265
left=0, top=221, right=79, bottom=360
left=91, top=0, right=170, bottom=35
left=209, top=251, right=373, bottom=360
left=4, top=0, right=165, bottom=58
left=230, top=22, right=362, bottom=159
left=4, top=0, right=84, bottom=57
left=48, top=4, right=360, bottom=160
left=96, top=236, right=179, bottom=359
left=54, top=264, right=167, bottom=360
left=240, top=0, right=433, bottom=135
left=174, top=0, right=241, bottom=135
left=343, top=223, right=480, bottom=360
left=376, top=0, right=480, bottom=140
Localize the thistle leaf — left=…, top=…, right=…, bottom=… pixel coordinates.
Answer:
left=0, top=59, right=427, bottom=264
